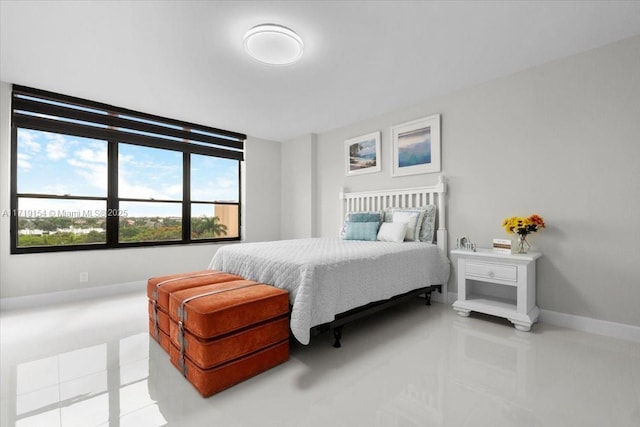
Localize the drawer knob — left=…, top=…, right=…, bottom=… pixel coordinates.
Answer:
left=487, top=270, right=495, bottom=278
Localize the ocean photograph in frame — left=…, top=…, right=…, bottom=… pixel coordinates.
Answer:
left=345, top=131, right=381, bottom=176
left=391, top=114, right=441, bottom=177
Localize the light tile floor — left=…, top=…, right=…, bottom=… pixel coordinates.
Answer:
left=1, top=291, right=639, bottom=427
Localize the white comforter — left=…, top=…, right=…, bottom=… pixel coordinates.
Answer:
left=208, top=238, right=450, bottom=344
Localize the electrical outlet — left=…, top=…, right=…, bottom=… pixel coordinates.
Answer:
left=79, top=272, right=89, bottom=283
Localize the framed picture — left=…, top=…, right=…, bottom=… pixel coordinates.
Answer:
left=391, top=114, right=441, bottom=177
left=345, top=131, right=381, bottom=176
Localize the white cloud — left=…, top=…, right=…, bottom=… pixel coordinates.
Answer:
left=118, top=151, right=182, bottom=200
left=164, top=184, right=183, bottom=197
left=18, top=129, right=41, bottom=155
left=68, top=158, right=108, bottom=193
left=17, top=130, right=41, bottom=172
left=75, top=147, right=106, bottom=163
left=117, top=178, right=183, bottom=201
left=119, top=153, right=135, bottom=164
left=46, top=134, right=70, bottom=160
left=215, top=177, right=235, bottom=189
left=192, top=176, right=238, bottom=202
left=67, top=144, right=108, bottom=193
left=17, top=153, right=32, bottom=171
left=118, top=180, right=166, bottom=200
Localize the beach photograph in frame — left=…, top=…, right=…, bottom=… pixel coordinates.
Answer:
left=391, top=114, right=441, bottom=176
left=345, top=131, right=381, bottom=176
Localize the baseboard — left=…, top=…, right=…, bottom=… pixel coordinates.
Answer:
left=538, top=309, right=640, bottom=343
left=0, top=281, right=146, bottom=311
left=447, top=292, right=640, bottom=343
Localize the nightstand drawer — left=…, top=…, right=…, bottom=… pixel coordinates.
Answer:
left=466, top=261, right=517, bottom=282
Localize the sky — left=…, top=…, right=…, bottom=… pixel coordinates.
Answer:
left=16, top=128, right=239, bottom=218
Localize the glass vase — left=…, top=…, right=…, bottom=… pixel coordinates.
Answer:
left=515, top=234, right=530, bottom=254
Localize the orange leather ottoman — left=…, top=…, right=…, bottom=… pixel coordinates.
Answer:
left=168, top=280, right=290, bottom=397
left=147, top=270, right=243, bottom=351
left=169, top=340, right=289, bottom=398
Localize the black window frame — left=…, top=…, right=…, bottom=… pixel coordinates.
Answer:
left=10, top=85, right=245, bottom=254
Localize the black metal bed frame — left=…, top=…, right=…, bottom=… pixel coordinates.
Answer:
left=308, top=284, right=443, bottom=348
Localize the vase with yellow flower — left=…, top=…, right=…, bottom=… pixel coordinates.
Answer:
left=501, top=214, right=545, bottom=254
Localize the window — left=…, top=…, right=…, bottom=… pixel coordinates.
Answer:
left=10, top=85, right=244, bottom=253
left=190, top=154, right=240, bottom=240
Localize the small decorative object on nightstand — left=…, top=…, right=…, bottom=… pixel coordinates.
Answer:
left=456, top=236, right=476, bottom=252
left=452, top=248, right=541, bottom=331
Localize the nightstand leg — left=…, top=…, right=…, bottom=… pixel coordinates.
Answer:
left=510, top=319, right=532, bottom=332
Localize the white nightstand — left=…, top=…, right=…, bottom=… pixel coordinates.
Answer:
left=451, top=248, right=541, bottom=331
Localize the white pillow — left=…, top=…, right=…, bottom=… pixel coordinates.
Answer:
left=377, top=222, right=408, bottom=242
left=391, top=210, right=424, bottom=241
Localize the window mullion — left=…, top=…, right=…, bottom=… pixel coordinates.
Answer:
left=238, top=159, right=242, bottom=240
left=183, top=153, right=191, bottom=242
left=107, top=141, right=119, bottom=247
left=10, top=124, right=19, bottom=254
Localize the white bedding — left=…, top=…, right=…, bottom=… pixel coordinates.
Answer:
left=208, top=237, right=450, bottom=344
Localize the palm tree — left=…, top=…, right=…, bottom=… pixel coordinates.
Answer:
left=193, top=215, right=227, bottom=238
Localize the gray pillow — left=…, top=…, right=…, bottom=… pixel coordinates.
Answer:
left=418, top=205, right=437, bottom=243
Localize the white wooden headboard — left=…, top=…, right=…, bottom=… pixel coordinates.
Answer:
left=339, top=175, right=448, bottom=253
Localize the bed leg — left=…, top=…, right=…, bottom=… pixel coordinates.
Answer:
left=332, top=326, right=343, bottom=348
left=425, top=291, right=432, bottom=306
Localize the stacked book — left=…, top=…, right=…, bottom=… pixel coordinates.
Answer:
left=492, top=238, right=512, bottom=253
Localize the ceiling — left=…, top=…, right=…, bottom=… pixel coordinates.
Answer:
left=2, top=1, right=640, bottom=142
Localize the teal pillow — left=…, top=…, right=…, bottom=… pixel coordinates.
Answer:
left=343, top=221, right=380, bottom=241
left=345, top=212, right=382, bottom=223
left=340, top=211, right=383, bottom=237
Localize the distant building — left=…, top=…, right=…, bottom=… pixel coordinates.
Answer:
left=215, top=205, right=238, bottom=237
left=18, top=227, right=105, bottom=235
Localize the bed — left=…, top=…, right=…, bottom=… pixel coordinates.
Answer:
left=209, top=177, right=450, bottom=346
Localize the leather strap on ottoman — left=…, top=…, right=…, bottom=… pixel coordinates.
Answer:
left=175, top=282, right=261, bottom=375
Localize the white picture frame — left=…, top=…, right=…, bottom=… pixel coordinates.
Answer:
left=391, top=114, right=441, bottom=177
left=345, top=131, right=381, bottom=176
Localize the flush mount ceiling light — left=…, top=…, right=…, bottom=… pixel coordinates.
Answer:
left=243, top=24, right=304, bottom=65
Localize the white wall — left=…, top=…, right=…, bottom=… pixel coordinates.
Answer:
left=306, top=36, right=640, bottom=327
left=0, top=81, right=282, bottom=299
left=280, top=133, right=317, bottom=239
left=245, top=136, right=282, bottom=242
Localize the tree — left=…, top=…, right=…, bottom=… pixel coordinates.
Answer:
left=192, top=216, right=227, bottom=238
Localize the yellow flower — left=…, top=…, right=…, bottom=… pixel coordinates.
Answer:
left=502, top=214, right=546, bottom=235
